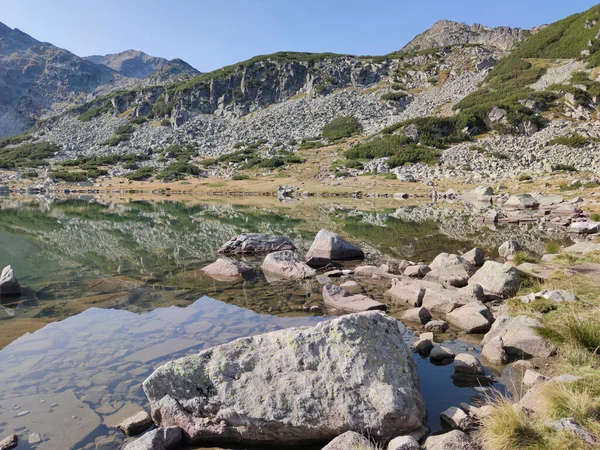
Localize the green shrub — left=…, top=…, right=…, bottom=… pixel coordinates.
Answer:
left=552, top=163, right=577, bottom=172
left=123, top=162, right=139, bottom=170
left=321, top=116, right=361, bottom=141
left=87, top=168, right=108, bottom=178
left=231, top=173, right=249, bottom=180
left=547, top=135, right=591, bottom=148
left=381, top=92, right=408, bottom=102
left=0, top=142, right=59, bottom=168
left=160, top=119, right=171, bottom=127
left=78, top=103, right=111, bottom=122
left=129, top=116, right=147, bottom=125
left=344, top=135, right=414, bottom=159
left=160, top=162, right=200, bottom=179
left=199, top=158, right=218, bottom=167
left=386, top=147, right=441, bottom=168
left=104, top=134, right=130, bottom=147
left=0, top=133, right=33, bottom=149
left=22, top=170, right=38, bottom=178
left=343, top=159, right=364, bottom=169
left=125, top=167, right=155, bottom=180
left=115, top=124, right=135, bottom=135
left=233, top=141, right=245, bottom=149
left=391, top=83, right=405, bottom=91
left=50, top=170, right=89, bottom=182
left=545, top=241, right=562, bottom=254
left=299, top=140, right=325, bottom=150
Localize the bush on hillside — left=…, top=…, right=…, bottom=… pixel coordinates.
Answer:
left=321, top=116, right=361, bottom=141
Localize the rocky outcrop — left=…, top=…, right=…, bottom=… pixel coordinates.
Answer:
left=403, top=20, right=529, bottom=52
left=85, top=50, right=199, bottom=79
left=142, top=312, right=426, bottom=445
left=218, top=233, right=296, bottom=255
left=262, top=250, right=316, bottom=280
left=305, top=229, right=364, bottom=260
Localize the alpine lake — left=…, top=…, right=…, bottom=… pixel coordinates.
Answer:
left=0, top=194, right=572, bottom=449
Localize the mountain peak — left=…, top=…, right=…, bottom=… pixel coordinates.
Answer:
left=402, top=20, right=529, bottom=52
left=84, top=50, right=198, bottom=78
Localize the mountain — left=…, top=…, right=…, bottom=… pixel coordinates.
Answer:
left=0, top=21, right=117, bottom=135
left=85, top=50, right=200, bottom=79
left=402, top=20, right=530, bottom=51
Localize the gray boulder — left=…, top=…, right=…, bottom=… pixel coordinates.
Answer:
left=322, top=431, right=373, bottom=450
left=504, top=194, right=539, bottom=210
left=0, top=265, right=20, bottom=296
left=401, top=307, right=432, bottom=324
left=218, top=233, right=296, bottom=254
left=201, top=258, right=251, bottom=281
left=118, top=410, right=153, bottom=437
left=462, top=248, right=484, bottom=267
left=424, top=320, right=449, bottom=333
left=123, top=427, right=182, bottom=450
left=429, top=253, right=475, bottom=276
left=453, top=354, right=485, bottom=375
left=423, top=430, right=479, bottom=449
left=481, top=315, right=554, bottom=358
left=322, top=284, right=387, bottom=313
left=467, top=261, right=525, bottom=298
left=498, top=240, right=522, bottom=259
left=424, top=265, right=471, bottom=287
left=446, top=302, right=494, bottom=333
left=143, top=312, right=426, bottom=445
left=261, top=250, right=316, bottom=280
left=536, top=289, right=578, bottom=302
left=440, top=406, right=471, bottom=430
left=430, top=345, right=455, bottom=364
left=306, top=229, right=364, bottom=260
left=387, top=435, right=420, bottom=450
left=551, top=418, right=597, bottom=445
left=481, top=336, right=507, bottom=365
left=404, top=264, right=431, bottom=278
left=0, top=435, right=17, bottom=450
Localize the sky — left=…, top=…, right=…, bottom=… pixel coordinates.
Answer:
left=1, top=0, right=599, bottom=72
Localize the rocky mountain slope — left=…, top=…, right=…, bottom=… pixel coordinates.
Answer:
left=402, top=20, right=530, bottom=51
left=4, top=4, right=600, bottom=186
left=85, top=49, right=199, bottom=79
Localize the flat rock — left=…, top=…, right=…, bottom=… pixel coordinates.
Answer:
left=424, top=265, right=471, bottom=288
left=201, top=258, right=251, bottom=281
left=401, top=307, right=432, bottom=325
left=564, top=241, right=600, bottom=254
left=504, top=194, right=539, bottom=210
left=453, top=354, right=485, bottom=375
left=568, top=221, right=600, bottom=234
left=536, top=289, right=578, bottom=302
left=305, top=229, right=364, bottom=260
left=422, top=284, right=484, bottom=314
left=551, top=418, right=597, bottom=445
left=261, top=250, right=316, bottom=280
left=218, top=233, right=296, bottom=254
left=422, top=430, right=479, bottom=449
left=143, top=312, right=426, bottom=445
left=123, top=427, right=182, bottom=450
left=522, top=370, right=548, bottom=387
left=482, top=315, right=554, bottom=359
left=322, top=284, right=387, bottom=313
left=321, top=431, right=373, bottom=450
left=117, top=410, right=153, bottom=437
left=430, top=253, right=475, bottom=275
left=468, top=261, right=525, bottom=298
left=339, top=280, right=363, bottom=294
left=446, top=302, right=494, bottom=334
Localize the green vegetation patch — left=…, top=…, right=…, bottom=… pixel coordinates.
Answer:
left=0, top=142, right=59, bottom=168
left=548, top=134, right=593, bottom=148
left=321, top=116, right=361, bottom=141
left=344, top=135, right=440, bottom=168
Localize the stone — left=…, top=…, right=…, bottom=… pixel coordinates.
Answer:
left=462, top=248, right=484, bottom=266
left=481, top=336, right=507, bottom=365
left=414, top=339, right=434, bottom=354
left=430, top=345, right=455, bottom=363
left=387, top=435, right=420, bottom=450
left=429, top=253, right=475, bottom=275
left=424, top=320, right=449, bottom=333
left=424, top=265, right=471, bottom=288
left=163, top=427, right=183, bottom=449
left=487, top=107, right=506, bottom=123
left=422, top=284, right=483, bottom=314
left=354, top=265, right=393, bottom=278
left=404, top=264, right=431, bottom=278
left=322, top=284, right=387, bottom=313
left=498, top=240, right=522, bottom=259
left=322, top=431, right=373, bottom=450
left=339, top=280, right=363, bottom=294
left=473, top=186, right=494, bottom=196
left=305, top=229, right=364, bottom=260
left=504, top=194, right=540, bottom=210
left=261, top=250, right=316, bottom=280
left=117, top=410, right=153, bottom=437
left=218, top=233, right=296, bottom=254
left=522, top=370, right=548, bottom=387
left=440, top=406, right=471, bottom=430
left=481, top=315, right=554, bottom=359
left=536, top=289, right=578, bottom=302
left=568, top=221, right=600, bottom=234
left=200, top=258, right=251, bottom=281
left=446, top=302, right=494, bottom=334
left=123, top=429, right=162, bottom=450
left=453, top=354, right=485, bottom=375
left=0, top=435, right=17, bottom=450
left=27, top=432, right=41, bottom=444
left=0, top=265, right=21, bottom=296
left=422, top=430, right=479, bottom=449
left=551, top=418, right=597, bottom=445
left=468, top=261, right=525, bottom=298
left=386, top=278, right=426, bottom=306
left=143, top=312, right=426, bottom=445
left=511, top=360, right=534, bottom=373
left=519, top=382, right=548, bottom=414
left=393, top=192, right=409, bottom=200
left=305, top=257, right=332, bottom=268
left=401, top=307, right=432, bottom=324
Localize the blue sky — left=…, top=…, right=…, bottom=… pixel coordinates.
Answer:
left=2, top=0, right=599, bottom=72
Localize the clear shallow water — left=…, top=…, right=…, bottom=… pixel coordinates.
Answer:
left=0, top=197, right=560, bottom=448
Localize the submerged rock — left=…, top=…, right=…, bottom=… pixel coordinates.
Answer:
left=0, top=265, right=20, bottom=296
left=201, top=258, right=251, bottom=281
left=305, top=229, right=364, bottom=260
left=261, top=250, right=316, bottom=280
left=142, top=312, right=426, bottom=446
left=218, top=233, right=296, bottom=255
left=322, top=284, right=387, bottom=312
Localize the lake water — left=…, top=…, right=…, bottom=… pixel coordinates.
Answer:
left=0, top=196, right=568, bottom=449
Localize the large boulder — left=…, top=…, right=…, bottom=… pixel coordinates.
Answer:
left=422, top=430, right=479, bottom=449
left=0, top=265, right=20, bottom=296
left=218, top=233, right=296, bottom=255
left=498, top=240, right=522, bottom=259
left=322, top=284, right=387, bottom=313
left=321, top=431, right=373, bottom=450
left=481, top=315, right=554, bottom=359
left=504, top=194, right=539, bottom=210
left=143, top=312, right=426, bottom=446
left=446, top=302, right=494, bottom=334
left=306, top=229, right=364, bottom=260
left=429, top=253, right=475, bottom=276
left=422, top=284, right=484, bottom=314
left=261, top=250, right=316, bottom=280
left=462, top=248, right=484, bottom=267
left=424, top=265, right=471, bottom=288
left=201, top=258, right=251, bottom=281
left=467, top=261, right=525, bottom=298
left=123, top=427, right=182, bottom=450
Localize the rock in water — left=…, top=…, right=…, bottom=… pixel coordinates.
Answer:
left=322, top=284, right=387, bottom=313
left=0, top=434, right=18, bottom=450
left=261, top=250, right=316, bottom=280
left=305, top=229, right=364, bottom=260
left=201, top=258, right=251, bottom=281
left=142, top=312, right=426, bottom=446
left=218, top=233, right=296, bottom=255
left=0, top=265, right=20, bottom=296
